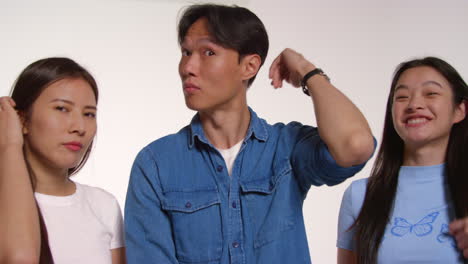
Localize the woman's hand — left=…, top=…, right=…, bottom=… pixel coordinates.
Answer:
left=450, top=217, right=468, bottom=258
left=0, top=96, right=24, bottom=148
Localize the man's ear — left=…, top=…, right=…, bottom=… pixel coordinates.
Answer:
left=240, top=54, right=261, bottom=82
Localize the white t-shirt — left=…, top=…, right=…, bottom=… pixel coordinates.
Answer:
left=217, top=140, right=243, bottom=176
left=35, top=182, right=125, bottom=264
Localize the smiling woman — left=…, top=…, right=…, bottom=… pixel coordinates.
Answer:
left=337, top=57, right=468, bottom=264
left=0, top=58, right=126, bottom=264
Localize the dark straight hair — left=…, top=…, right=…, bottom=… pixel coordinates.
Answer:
left=352, top=57, right=468, bottom=263
left=11, top=57, right=99, bottom=263
left=177, top=3, right=269, bottom=87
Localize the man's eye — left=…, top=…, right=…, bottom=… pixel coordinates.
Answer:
left=204, top=50, right=215, bottom=56
left=182, top=50, right=191, bottom=56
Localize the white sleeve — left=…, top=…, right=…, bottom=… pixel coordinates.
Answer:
left=109, top=196, right=125, bottom=249
left=83, top=184, right=126, bottom=250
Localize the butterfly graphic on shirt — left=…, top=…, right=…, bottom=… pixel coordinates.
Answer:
left=390, top=212, right=439, bottom=237
left=437, top=223, right=457, bottom=248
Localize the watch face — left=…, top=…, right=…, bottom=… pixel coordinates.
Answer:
left=302, top=85, right=310, bottom=96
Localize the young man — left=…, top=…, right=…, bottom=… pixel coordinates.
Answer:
left=125, top=4, right=375, bottom=264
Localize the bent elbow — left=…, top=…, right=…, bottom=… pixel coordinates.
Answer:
left=335, top=132, right=375, bottom=167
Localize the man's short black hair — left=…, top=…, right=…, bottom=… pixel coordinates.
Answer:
left=178, top=4, right=269, bottom=87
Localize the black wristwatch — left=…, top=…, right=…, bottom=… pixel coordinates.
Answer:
left=301, top=68, right=330, bottom=96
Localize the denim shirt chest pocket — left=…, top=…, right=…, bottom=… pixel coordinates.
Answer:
left=161, top=188, right=223, bottom=264
left=240, top=159, right=301, bottom=249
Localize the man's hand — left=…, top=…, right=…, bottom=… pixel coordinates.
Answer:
left=269, top=48, right=316, bottom=89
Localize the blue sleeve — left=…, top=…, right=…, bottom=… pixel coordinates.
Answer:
left=337, top=183, right=357, bottom=251
left=291, top=123, right=375, bottom=189
left=124, top=148, right=179, bottom=264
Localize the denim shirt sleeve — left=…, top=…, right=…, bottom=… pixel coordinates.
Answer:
left=290, top=123, right=375, bottom=190
left=124, top=147, right=179, bottom=264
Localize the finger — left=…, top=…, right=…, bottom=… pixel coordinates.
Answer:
left=8, top=97, right=16, bottom=108
left=450, top=219, right=467, bottom=234
left=0, top=97, right=8, bottom=111
left=269, top=58, right=282, bottom=88
left=455, top=232, right=468, bottom=246
left=0, top=97, right=15, bottom=113
left=269, top=53, right=281, bottom=79
left=272, top=65, right=284, bottom=89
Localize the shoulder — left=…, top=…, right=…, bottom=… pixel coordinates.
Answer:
left=76, top=183, right=124, bottom=243
left=348, top=178, right=368, bottom=192
left=76, top=183, right=123, bottom=229
left=77, top=183, right=120, bottom=210
left=147, top=125, right=190, bottom=151
left=338, top=178, right=369, bottom=225
left=270, top=120, right=316, bottom=130
left=343, top=178, right=368, bottom=210
left=347, top=178, right=368, bottom=196
left=269, top=120, right=318, bottom=139
left=250, top=109, right=316, bottom=135
left=135, top=125, right=191, bottom=161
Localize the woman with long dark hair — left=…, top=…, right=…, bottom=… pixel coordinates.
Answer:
left=337, top=57, right=468, bottom=263
left=0, top=58, right=125, bottom=263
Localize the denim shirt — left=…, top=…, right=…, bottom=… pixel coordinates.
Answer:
left=125, top=108, right=369, bottom=264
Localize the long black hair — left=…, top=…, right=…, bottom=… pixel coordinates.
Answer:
left=353, top=57, right=468, bottom=263
left=11, top=57, right=99, bottom=263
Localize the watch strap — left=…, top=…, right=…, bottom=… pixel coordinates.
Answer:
left=301, top=68, right=330, bottom=96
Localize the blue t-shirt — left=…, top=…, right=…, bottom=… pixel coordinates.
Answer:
left=337, top=164, right=464, bottom=263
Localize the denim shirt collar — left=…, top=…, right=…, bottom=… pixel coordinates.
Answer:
left=189, top=107, right=268, bottom=149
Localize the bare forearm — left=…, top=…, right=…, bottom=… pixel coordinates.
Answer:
left=337, top=248, right=358, bottom=264
left=268, top=49, right=374, bottom=167
left=0, top=146, right=40, bottom=262
left=112, top=248, right=127, bottom=264
left=305, top=70, right=374, bottom=167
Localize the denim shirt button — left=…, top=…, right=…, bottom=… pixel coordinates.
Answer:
left=185, top=202, right=192, bottom=208
left=232, top=242, right=240, bottom=248
left=232, top=201, right=236, bottom=208
left=216, top=165, right=223, bottom=172
left=269, top=183, right=274, bottom=191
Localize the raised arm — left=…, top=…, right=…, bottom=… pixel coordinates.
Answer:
left=269, top=48, right=374, bottom=167
left=0, top=97, right=40, bottom=263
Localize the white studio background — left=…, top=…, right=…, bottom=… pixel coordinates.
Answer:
left=1, top=0, right=467, bottom=262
